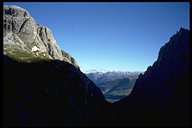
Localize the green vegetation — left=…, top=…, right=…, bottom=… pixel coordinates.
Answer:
left=98, top=78, right=136, bottom=103
left=4, top=48, right=50, bottom=63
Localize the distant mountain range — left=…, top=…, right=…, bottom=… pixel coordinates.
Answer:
left=3, top=5, right=190, bottom=127
left=86, top=71, right=141, bottom=84
left=86, top=71, right=141, bottom=102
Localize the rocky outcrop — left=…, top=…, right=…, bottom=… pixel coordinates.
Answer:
left=61, top=50, right=79, bottom=69
left=112, top=28, right=190, bottom=126
left=3, top=5, right=79, bottom=68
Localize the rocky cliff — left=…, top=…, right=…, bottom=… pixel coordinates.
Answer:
left=3, top=5, right=78, bottom=68
left=112, top=28, right=190, bottom=126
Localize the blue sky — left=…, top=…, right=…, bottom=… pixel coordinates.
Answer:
left=4, top=2, right=189, bottom=72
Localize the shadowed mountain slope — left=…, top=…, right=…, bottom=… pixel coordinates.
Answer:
left=3, top=55, right=110, bottom=127
left=112, top=28, right=190, bottom=127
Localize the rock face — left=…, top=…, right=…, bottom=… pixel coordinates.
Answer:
left=3, top=55, right=109, bottom=127
left=113, top=28, right=190, bottom=126
left=3, top=5, right=79, bottom=68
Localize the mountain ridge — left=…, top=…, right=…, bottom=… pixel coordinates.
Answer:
left=112, top=27, right=190, bottom=126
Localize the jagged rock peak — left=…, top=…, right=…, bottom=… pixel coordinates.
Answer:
left=157, top=27, right=189, bottom=63
left=3, top=5, right=79, bottom=69
left=115, top=28, right=190, bottom=125
left=4, top=5, right=30, bottom=17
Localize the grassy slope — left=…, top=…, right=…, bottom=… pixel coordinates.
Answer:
left=4, top=48, right=50, bottom=63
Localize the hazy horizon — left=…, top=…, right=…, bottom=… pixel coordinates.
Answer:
left=4, top=2, right=190, bottom=72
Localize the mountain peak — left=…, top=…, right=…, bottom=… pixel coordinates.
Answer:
left=179, top=27, right=188, bottom=33
left=157, top=28, right=189, bottom=63
left=4, top=5, right=30, bottom=17
left=3, top=5, right=79, bottom=69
